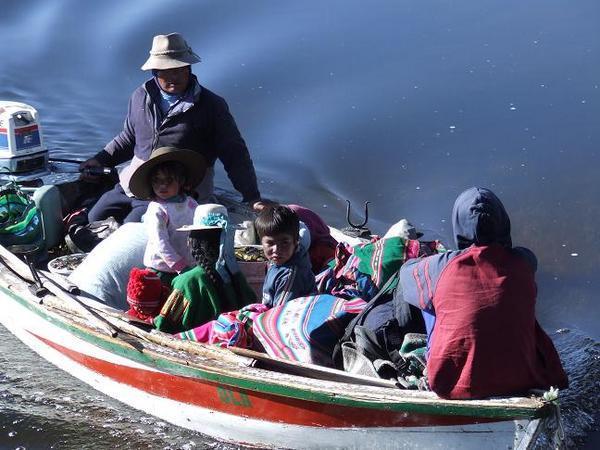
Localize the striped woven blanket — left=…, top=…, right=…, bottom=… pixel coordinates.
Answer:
left=316, top=237, right=438, bottom=300
left=176, top=303, right=269, bottom=348
left=253, top=295, right=367, bottom=367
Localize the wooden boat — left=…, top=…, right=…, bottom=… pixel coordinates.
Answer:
left=0, top=180, right=563, bottom=449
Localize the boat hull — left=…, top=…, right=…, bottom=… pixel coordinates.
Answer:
left=0, top=273, right=550, bottom=449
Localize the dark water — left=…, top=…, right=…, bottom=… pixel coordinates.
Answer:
left=1, top=0, right=599, bottom=448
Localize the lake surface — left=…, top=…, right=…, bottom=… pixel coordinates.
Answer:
left=1, top=0, right=598, bottom=448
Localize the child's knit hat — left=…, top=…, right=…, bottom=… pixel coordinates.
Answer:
left=126, top=268, right=169, bottom=323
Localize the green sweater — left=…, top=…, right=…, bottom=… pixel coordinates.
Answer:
left=154, top=266, right=256, bottom=334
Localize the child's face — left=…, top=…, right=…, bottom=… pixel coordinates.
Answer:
left=261, top=233, right=298, bottom=265
left=151, top=169, right=181, bottom=200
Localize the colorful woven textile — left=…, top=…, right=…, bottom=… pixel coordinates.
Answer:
left=316, top=237, right=443, bottom=301
left=0, top=185, right=42, bottom=247
left=154, top=267, right=256, bottom=334
left=253, top=294, right=367, bottom=367
left=176, top=303, right=269, bottom=348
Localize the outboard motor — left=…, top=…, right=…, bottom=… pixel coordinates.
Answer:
left=0, top=101, right=49, bottom=182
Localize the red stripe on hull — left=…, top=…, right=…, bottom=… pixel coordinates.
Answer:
left=31, top=331, right=497, bottom=428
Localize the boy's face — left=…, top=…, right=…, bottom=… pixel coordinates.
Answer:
left=261, top=233, right=298, bottom=265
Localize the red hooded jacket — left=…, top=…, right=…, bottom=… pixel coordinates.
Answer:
left=399, top=187, right=568, bottom=399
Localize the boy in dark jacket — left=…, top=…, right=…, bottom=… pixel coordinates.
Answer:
left=255, top=206, right=316, bottom=307
left=397, top=187, right=568, bottom=399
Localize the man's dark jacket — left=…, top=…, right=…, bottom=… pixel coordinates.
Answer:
left=94, top=75, right=260, bottom=203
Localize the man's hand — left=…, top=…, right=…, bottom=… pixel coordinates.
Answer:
left=79, top=157, right=103, bottom=182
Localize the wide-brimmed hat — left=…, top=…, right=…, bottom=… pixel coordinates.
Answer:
left=129, top=146, right=207, bottom=200
left=177, top=204, right=229, bottom=231
left=141, top=33, right=201, bottom=71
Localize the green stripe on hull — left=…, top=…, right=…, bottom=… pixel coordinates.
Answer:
left=0, top=285, right=548, bottom=420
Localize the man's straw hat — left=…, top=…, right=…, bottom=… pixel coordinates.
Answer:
left=141, top=33, right=201, bottom=71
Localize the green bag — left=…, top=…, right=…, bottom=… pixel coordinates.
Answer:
left=0, top=183, right=43, bottom=247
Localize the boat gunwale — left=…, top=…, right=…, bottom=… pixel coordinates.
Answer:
left=0, top=266, right=555, bottom=422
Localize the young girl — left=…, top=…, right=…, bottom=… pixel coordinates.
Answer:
left=128, top=146, right=207, bottom=287
left=153, top=203, right=257, bottom=333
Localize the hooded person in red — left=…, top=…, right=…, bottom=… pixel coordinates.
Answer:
left=398, top=187, right=568, bottom=399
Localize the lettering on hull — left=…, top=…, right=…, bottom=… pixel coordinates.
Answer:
left=217, top=386, right=252, bottom=408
